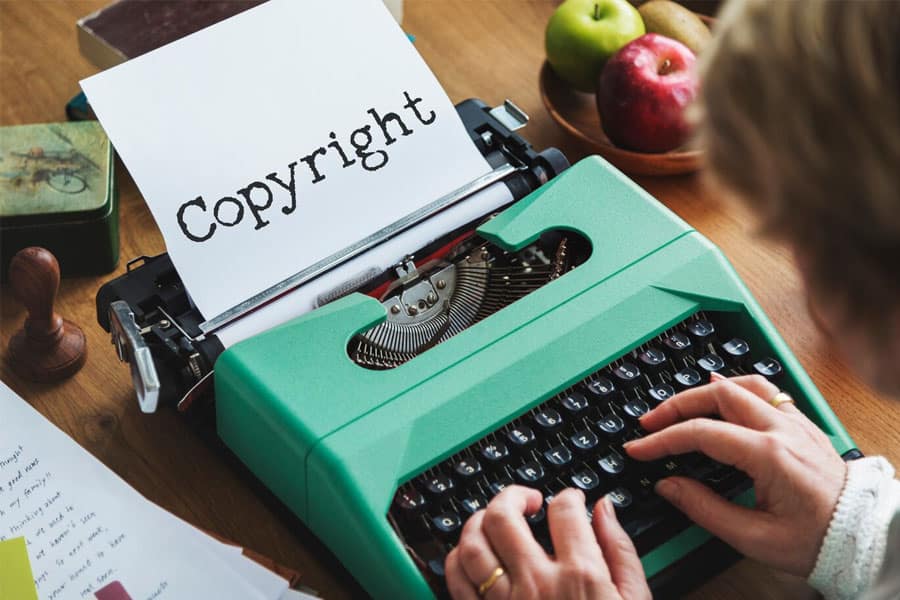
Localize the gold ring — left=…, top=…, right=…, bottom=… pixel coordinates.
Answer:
left=478, top=566, right=506, bottom=597
left=770, top=391, right=795, bottom=409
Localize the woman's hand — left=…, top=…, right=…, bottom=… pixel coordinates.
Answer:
left=444, top=486, right=651, bottom=600
left=625, top=373, right=848, bottom=577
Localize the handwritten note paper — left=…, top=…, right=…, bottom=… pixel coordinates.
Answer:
left=0, top=382, right=287, bottom=599
left=81, top=0, right=490, bottom=319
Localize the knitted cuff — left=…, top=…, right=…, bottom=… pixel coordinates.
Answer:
left=807, top=456, right=897, bottom=600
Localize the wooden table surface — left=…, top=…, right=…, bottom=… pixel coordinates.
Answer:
left=2, top=2, right=898, bottom=598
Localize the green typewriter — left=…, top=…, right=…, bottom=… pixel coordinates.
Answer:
left=214, top=155, right=861, bottom=599
left=98, top=103, right=859, bottom=599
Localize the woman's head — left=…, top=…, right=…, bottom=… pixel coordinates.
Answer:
left=697, top=0, right=900, bottom=394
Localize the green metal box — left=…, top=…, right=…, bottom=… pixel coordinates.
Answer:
left=0, top=121, right=118, bottom=278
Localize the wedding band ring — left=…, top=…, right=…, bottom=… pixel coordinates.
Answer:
left=478, top=566, right=506, bottom=596
left=770, top=391, right=795, bottom=409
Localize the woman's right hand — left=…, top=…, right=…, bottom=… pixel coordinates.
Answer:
left=624, top=373, right=848, bottom=577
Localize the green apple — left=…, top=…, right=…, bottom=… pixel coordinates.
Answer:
left=546, top=0, right=645, bottom=92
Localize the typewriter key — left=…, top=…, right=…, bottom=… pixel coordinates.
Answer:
left=647, top=383, right=675, bottom=404
left=460, top=494, right=488, bottom=514
left=673, top=367, right=703, bottom=390
left=664, top=332, right=693, bottom=359
left=753, top=357, right=783, bottom=379
left=560, top=391, right=589, bottom=413
left=607, top=487, right=633, bottom=510
left=453, top=459, right=482, bottom=479
left=570, top=429, right=599, bottom=452
left=598, top=452, right=625, bottom=477
left=697, top=353, right=726, bottom=373
left=623, top=398, right=650, bottom=419
left=687, top=319, right=716, bottom=342
left=638, top=347, right=668, bottom=374
left=613, top=362, right=642, bottom=388
left=544, top=444, right=573, bottom=467
left=570, top=467, right=601, bottom=491
left=596, top=413, right=625, bottom=436
left=585, top=376, right=616, bottom=398
left=515, top=461, right=546, bottom=484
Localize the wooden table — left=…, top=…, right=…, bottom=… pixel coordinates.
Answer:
left=3, top=2, right=898, bottom=598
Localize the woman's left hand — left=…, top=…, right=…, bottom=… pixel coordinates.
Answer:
left=444, top=485, right=651, bottom=600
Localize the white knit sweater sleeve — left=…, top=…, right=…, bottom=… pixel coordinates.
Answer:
left=807, top=456, right=900, bottom=600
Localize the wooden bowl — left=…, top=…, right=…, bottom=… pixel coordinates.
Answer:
left=539, top=17, right=713, bottom=176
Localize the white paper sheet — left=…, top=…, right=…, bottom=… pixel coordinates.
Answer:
left=0, top=382, right=288, bottom=600
left=81, top=0, right=490, bottom=320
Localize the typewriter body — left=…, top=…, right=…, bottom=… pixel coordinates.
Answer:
left=98, top=101, right=859, bottom=600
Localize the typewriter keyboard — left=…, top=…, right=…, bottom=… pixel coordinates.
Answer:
left=388, top=311, right=784, bottom=594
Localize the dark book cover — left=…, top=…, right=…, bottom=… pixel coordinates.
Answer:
left=77, top=0, right=266, bottom=70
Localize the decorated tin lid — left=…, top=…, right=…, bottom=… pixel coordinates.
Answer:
left=0, top=121, right=111, bottom=219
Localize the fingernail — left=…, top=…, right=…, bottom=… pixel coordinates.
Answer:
left=655, top=478, right=677, bottom=496
left=710, top=372, right=726, bottom=382
left=602, top=496, right=616, bottom=518
left=622, top=440, right=636, bottom=449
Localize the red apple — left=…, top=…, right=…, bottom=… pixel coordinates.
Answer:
left=596, top=33, right=698, bottom=153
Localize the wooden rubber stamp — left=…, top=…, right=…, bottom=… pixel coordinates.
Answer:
left=7, top=247, right=86, bottom=382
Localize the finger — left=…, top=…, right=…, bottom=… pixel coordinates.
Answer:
left=455, top=510, right=512, bottom=599
left=593, top=497, right=650, bottom=600
left=718, top=373, right=804, bottom=415
left=655, top=476, right=772, bottom=559
left=481, top=486, right=549, bottom=576
left=445, top=548, right=480, bottom=600
left=639, top=378, right=780, bottom=432
left=624, top=418, right=766, bottom=473
left=547, top=489, right=606, bottom=570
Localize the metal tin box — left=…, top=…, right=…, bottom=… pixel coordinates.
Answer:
left=0, top=121, right=118, bottom=278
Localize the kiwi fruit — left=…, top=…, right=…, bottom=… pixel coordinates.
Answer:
left=637, top=0, right=711, bottom=55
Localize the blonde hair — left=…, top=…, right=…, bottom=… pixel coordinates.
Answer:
left=697, top=0, right=900, bottom=321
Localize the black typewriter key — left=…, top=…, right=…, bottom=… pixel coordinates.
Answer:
left=427, top=558, right=446, bottom=579
left=638, top=347, right=668, bottom=374
left=460, top=494, right=489, bottom=515
left=647, top=383, right=675, bottom=404
left=570, top=429, right=600, bottom=452
left=526, top=505, right=547, bottom=526
left=544, top=444, right=573, bottom=468
left=488, top=474, right=515, bottom=497
left=687, top=319, right=716, bottom=343
left=422, top=474, right=455, bottom=497
left=507, top=426, right=536, bottom=450
left=673, top=367, right=702, bottom=390
left=663, top=332, right=692, bottom=359
left=623, top=398, right=650, bottom=419
left=607, top=487, right=633, bottom=510
left=534, top=408, right=563, bottom=431
left=560, top=391, right=590, bottom=413
left=596, top=413, right=625, bottom=436
left=571, top=467, right=601, bottom=491
left=721, top=338, right=751, bottom=363
left=515, top=461, right=546, bottom=484
left=453, top=459, right=482, bottom=479
left=697, top=353, right=726, bottom=373
left=431, top=511, right=463, bottom=539
left=480, top=441, right=509, bottom=464
left=395, top=488, right=427, bottom=513
left=612, top=362, right=642, bottom=388
left=585, top=376, right=616, bottom=399
left=753, top=357, right=783, bottom=379
left=597, top=452, right=625, bottom=477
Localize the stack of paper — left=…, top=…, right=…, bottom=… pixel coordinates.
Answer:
left=0, top=382, right=314, bottom=600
